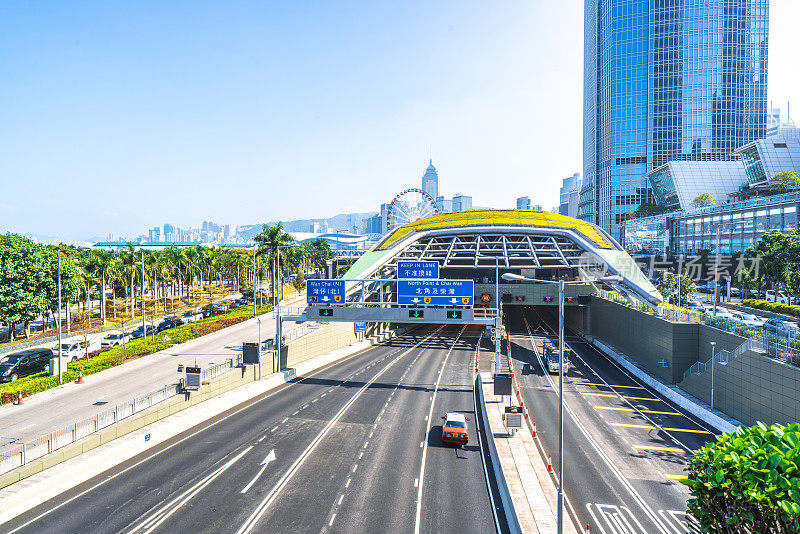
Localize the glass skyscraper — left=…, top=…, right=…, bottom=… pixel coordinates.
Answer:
left=582, top=0, right=769, bottom=239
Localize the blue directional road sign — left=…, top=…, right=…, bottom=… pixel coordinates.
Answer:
left=397, top=279, right=474, bottom=306
left=306, top=279, right=346, bottom=304
left=397, top=261, right=439, bottom=280
left=354, top=321, right=367, bottom=333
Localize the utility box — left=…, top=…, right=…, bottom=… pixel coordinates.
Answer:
left=503, top=406, right=522, bottom=428
left=242, top=342, right=260, bottom=365
left=493, top=373, right=512, bottom=396
left=185, top=366, right=201, bottom=391
left=49, top=355, right=69, bottom=376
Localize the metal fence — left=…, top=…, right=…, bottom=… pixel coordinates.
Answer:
left=683, top=338, right=764, bottom=382
left=0, top=381, right=184, bottom=476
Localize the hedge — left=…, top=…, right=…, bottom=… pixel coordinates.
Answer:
left=683, top=422, right=800, bottom=532
left=0, top=305, right=271, bottom=404
left=741, top=299, right=800, bottom=319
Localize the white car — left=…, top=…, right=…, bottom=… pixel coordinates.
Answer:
left=709, top=308, right=735, bottom=320
left=729, top=312, right=765, bottom=328
left=764, top=290, right=796, bottom=305
left=101, top=332, right=131, bottom=348
left=54, top=341, right=88, bottom=362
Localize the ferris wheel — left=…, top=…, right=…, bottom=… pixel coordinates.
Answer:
left=386, top=188, right=439, bottom=232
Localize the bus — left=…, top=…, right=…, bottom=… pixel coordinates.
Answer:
left=542, top=339, right=571, bottom=374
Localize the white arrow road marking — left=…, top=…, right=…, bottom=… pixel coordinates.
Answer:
left=126, top=446, right=252, bottom=534
left=241, top=450, right=277, bottom=494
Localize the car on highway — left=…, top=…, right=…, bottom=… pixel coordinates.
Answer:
left=101, top=332, right=132, bottom=348
left=441, top=412, right=469, bottom=447
left=687, top=301, right=706, bottom=312
left=764, top=290, right=798, bottom=305
left=0, top=348, right=54, bottom=382
left=729, top=312, right=765, bottom=329
left=157, top=317, right=181, bottom=332
left=708, top=308, right=735, bottom=320
left=180, top=310, right=203, bottom=324
left=542, top=340, right=571, bottom=373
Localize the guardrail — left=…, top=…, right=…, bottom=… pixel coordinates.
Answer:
left=0, top=382, right=182, bottom=476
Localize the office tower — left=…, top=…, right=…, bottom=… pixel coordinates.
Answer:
left=452, top=193, right=472, bottom=212
left=559, top=173, right=581, bottom=216
left=583, top=0, right=769, bottom=238
left=517, top=196, right=532, bottom=210
left=421, top=160, right=439, bottom=201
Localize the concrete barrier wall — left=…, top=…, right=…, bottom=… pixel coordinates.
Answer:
left=586, top=296, right=744, bottom=383
left=679, top=349, right=800, bottom=426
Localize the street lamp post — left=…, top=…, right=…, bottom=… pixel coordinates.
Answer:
left=275, top=244, right=293, bottom=370
left=710, top=341, right=717, bottom=410
left=501, top=271, right=622, bottom=534
left=253, top=244, right=258, bottom=319
left=142, top=250, right=146, bottom=341
left=57, top=249, right=63, bottom=385
left=714, top=221, right=746, bottom=315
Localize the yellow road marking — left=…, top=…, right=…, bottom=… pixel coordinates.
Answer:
left=634, top=445, right=686, bottom=453
left=664, top=474, right=688, bottom=480
left=610, top=423, right=713, bottom=434
left=574, top=382, right=645, bottom=390
left=595, top=406, right=682, bottom=416
left=581, top=392, right=662, bottom=402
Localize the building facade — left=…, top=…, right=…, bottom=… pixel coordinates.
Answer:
left=452, top=194, right=473, bottom=212
left=583, top=0, right=769, bottom=239
left=559, top=173, right=582, bottom=218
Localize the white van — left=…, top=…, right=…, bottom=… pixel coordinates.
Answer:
left=765, top=290, right=794, bottom=304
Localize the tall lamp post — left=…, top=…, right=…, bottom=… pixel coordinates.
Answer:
left=141, top=250, right=146, bottom=341
left=713, top=221, right=746, bottom=315
left=501, top=271, right=622, bottom=534
left=710, top=341, right=717, bottom=410
left=57, top=249, right=63, bottom=385
left=252, top=244, right=258, bottom=318
left=275, top=244, right=293, bottom=370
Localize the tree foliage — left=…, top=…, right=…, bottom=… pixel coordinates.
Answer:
left=682, top=422, right=800, bottom=532
left=654, top=271, right=695, bottom=306
left=767, top=171, right=800, bottom=194
left=693, top=193, right=715, bottom=208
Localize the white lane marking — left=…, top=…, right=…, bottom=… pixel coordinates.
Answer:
left=414, top=326, right=466, bottom=534
left=337, top=494, right=344, bottom=506
left=368, top=431, right=373, bottom=439
left=4, top=336, right=398, bottom=534
left=270, top=426, right=278, bottom=432
left=345, top=478, right=351, bottom=488
left=419, top=441, right=424, bottom=448
left=281, top=418, right=288, bottom=424
left=358, top=452, right=363, bottom=459
left=414, top=478, right=419, bottom=488
left=17, top=424, right=35, bottom=431
left=364, top=441, right=369, bottom=448
left=522, top=314, right=671, bottom=534
left=235, top=330, right=441, bottom=534
left=312, top=398, right=318, bottom=403
left=127, top=446, right=252, bottom=533
left=321, top=393, right=326, bottom=398
left=328, top=514, right=336, bottom=527
left=352, top=464, right=358, bottom=472
left=240, top=450, right=277, bottom=494
left=257, top=436, right=266, bottom=443
left=291, top=410, right=299, bottom=416
left=424, top=416, right=428, bottom=421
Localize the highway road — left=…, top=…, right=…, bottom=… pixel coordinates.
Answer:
left=0, top=307, right=305, bottom=455
left=506, top=306, right=712, bottom=534
left=1, top=327, right=504, bottom=534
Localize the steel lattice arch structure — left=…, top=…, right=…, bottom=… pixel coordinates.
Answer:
left=343, top=209, right=663, bottom=306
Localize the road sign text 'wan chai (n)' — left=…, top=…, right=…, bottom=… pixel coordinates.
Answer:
left=307, top=279, right=346, bottom=304
left=397, top=279, right=474, bottom=306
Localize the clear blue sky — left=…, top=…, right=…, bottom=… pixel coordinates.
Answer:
left=1, top=1, right=798, bottom=241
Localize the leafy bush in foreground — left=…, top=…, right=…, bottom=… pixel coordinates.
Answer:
left=682, top=422, right=800, bottom=533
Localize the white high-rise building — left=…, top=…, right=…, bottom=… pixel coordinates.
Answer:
left=421, top=160, right=439, bottom=201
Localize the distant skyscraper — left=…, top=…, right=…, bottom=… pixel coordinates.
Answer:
left=452, top=193, right=472, bottom=212
left=516, top=196, right=532, bottom=210
left=421, top=160, right=439, bottom=201
left=559, top=173, right=581, bottom=216
left=436, top=196, right=453, bottom=213
left=583, top=0, right=769, bottom=238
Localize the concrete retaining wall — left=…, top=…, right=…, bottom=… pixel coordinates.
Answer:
left=679, top=349, right=800, bottom=426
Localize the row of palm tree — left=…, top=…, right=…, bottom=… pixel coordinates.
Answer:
left=65, top=225, right=334, bottom=326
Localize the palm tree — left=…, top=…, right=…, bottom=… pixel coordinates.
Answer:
left=87, top=249, right=115, bottom=325
left=255, top=223, right=296, bottom=304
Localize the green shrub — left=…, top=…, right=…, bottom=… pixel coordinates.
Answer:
left=682, top=422, right=800, bottom=532
left=742, top=299, right=800, bottom=318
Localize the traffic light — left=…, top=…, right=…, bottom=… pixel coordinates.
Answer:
left=319, top=308, right=334, bottom=317
left=481, top=293, right=492, bottom=303
left=446, top=310, right=462, bottom=319
left=409, top=309, right=425, bottom=319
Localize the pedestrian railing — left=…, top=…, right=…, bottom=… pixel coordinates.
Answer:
left=682, top=338, right=764, bottom=382
left=201, top=355, right=243, bottom=382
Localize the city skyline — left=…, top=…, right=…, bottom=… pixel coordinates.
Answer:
left=1, top=1, right=798, bottom=243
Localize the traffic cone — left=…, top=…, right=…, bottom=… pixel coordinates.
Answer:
left=76, top=370, right=84, bottom=384
left=547, top=453, right=553, bottom=473
left=586, top=525, right=591, bottom=533
left=15, top=392, right=23, bottom=405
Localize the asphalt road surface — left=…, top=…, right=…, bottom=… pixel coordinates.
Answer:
left=1, top=327, right=504, bottom=534
left=506, top=306, right=713, bottom=534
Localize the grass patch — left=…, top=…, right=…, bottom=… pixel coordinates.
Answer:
left=0, top=304, right=271, bottom=404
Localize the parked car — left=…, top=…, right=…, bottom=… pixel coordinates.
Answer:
left=54, top=340, right=90, bottom=362
left=130, top=325, right=156, bottom=340
left=157, top=317, right=181, bottom=332
left=441, top=412, right=469, bottom=447
left=101, top=332, right=132, bottom=348
left=687, top=301, right=706, bottom=312
left=181, top=310, right=203, bottom=324
left=763, top=318, right=800, bottom=336
left=764, top=290, right=797, bottom=305
left=709, top=308, right=735, bottom=320
left=0, top=348, right=54, bottom=382
left=729, top=312, right=765, bottom=328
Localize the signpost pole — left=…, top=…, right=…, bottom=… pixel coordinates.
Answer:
left=557, top=279, right=565, bottom=534
left=57, top=249, right=63, bottom=385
